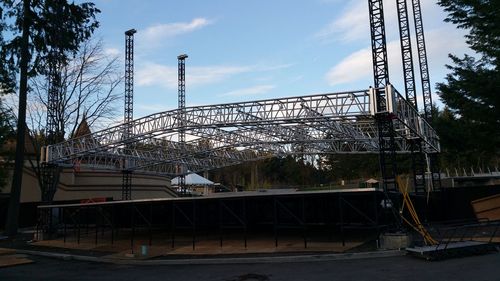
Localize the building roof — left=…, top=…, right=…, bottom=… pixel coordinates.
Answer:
left=73, top=116, right=91, bottom=138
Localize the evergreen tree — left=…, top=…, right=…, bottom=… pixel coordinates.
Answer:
left=437, top=0, right=500, bottom=166
left=0, top=0, right=100, bottom=93
left=0, top=102, right=14, bottom=191
left=1, top=0, right=100, bottom=235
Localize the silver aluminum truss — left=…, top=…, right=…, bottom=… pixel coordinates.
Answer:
left=41, top=87, right=439, bottom=176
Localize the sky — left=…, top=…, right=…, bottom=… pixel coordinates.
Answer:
left=91, top=0, right=470, bottom=120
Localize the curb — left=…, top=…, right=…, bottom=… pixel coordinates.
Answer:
left=14, top=249, right=406, bottom=265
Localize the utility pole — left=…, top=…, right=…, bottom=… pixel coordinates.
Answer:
left=122, top=28, right=136, bottom=200
left=177, top=54, right=188, bottom=195
left=5, top=0, right=31, bottom=236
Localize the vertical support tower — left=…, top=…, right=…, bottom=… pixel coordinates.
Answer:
left=177, top=54, right=188, bottom=194
left=396, top=0, right=426, bottom=193
left=411, top=0, right=441, bottom=190
left=124, top=29, right=136, bottom=138
left=46, top=52, right=61, bottom=145
left=41, top=52, right=63, bottom=203
left=368, top=0, right=398, bottom=192
left=396, top=0, right=417, bottom=109
left=368, top=0, right=389, bottom=90
left=411, top=0, right=432, bottom=120
left=122, top=28, right=136, bottom=200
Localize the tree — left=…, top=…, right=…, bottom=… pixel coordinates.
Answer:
left=0, top=102, right=15, bottom=191
left=436, top=0, right=500, bottom=167
left=1, top=0, right=100, bottom=236
left=432, top=106, right=480, bottom=169
left=28, top=38, right=122, bottom=138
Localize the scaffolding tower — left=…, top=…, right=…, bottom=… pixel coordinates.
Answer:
left=396, top=0, right=426, bottom=193
left=411, top=0, right=433, bottom=121
left=411, top=0, right=441, bottom=191
left=178, top=54, right=188, bottom=195
left=122, top=28, right=137, bottom=200
left=368, top=0, right=398, bottom=193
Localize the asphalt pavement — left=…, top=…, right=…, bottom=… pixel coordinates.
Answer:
left=1, top=252, right=500, bottom=281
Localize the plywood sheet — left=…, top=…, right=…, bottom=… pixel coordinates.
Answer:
left=472, top=194, right=500, bottom=221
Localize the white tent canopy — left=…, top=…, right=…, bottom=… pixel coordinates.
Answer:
left=171, top=173, right=214, bottom=186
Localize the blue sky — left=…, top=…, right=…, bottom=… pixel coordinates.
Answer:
left=92, top=0, right=469, bottom=119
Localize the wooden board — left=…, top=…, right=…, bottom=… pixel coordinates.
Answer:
left=471, top=194, right=500, bottom=221
left=0, top=248, right=16, bottom=255
left=0, top=255, right=34, bottom=268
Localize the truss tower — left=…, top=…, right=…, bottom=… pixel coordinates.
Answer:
left=122, top=28, right=137, bottom=200
left=177, top=54, right=188, bottom=194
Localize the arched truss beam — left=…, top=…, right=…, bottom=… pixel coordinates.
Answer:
left=42, top=87, right=439, bottom=175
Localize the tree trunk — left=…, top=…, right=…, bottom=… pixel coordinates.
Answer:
left=5, top=0, right=31, bottom=236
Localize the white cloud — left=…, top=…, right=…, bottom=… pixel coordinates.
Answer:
left=254, top=63, right=295, bottom=72
left=140, top=18, right=212, bottom=45
left=325, top=47, right=371, bottom=86
left=315, top=1, right=367, bottom=43
left=136, top=63, right=177, bottom=88
left=137, top=62, right=293, bottom=89
left=219, top=85, right=275, bottom=97
left=136, top=63, right=251, bottom=89
left=315, top=0, right=438, bottom=43
left=188, top=65, right=251, bottom=86
left=104, top=48, right=120, bottom=57
left=325, top=25, right=468, bottom=88
left=136, top=103, right=170, bottom=113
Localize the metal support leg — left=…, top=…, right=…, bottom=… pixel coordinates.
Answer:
left=63, top=208, right=67, bottom=243
left=411, top=139, right=426, bottom=194
left=192, top=201, right=196, bottom=251
left=274, top=198, right=278, bottom=247
left=122, top=170, right=133, bottom=201
left=302, top=195, right=307, bottom=249
left=219, top=200, right=223, bottom=248
left=376, top=113, right=398, bottom=193
left=111, top=206, right=115, bottom=245
left=243, top=198, right=247, bottom=249
left=171, top=202, right=176, bottom=249
left=339, top=194, right=345, bottom=247
left=149, top=203, right=153, bottom=246
left=77, top=209, right=81, bottom=244
left=130, top=205, right=135, bottom=254
left=95, top=209, right=99, bottom=245
left=429, top=153, right=442, bottom=191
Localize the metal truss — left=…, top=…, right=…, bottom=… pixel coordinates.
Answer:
left=42, top=87, right=439, bottom=176
left=123, top=29, right=137, bottom=200
left=177, top=54, right=188, bottom=192
left=411, top=0, right=432, bottom=120
left=47, top=55, right=61, bottom=145
left=396, top=0, right=417, bottom=109
left=368, top=0, right=389, bottom=90
left=124, top=29, right=136, bottom=137
left=410, top=139, right=426, bottom=194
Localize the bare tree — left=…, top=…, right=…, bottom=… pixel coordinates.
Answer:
left=28, top=38, right=123, bottom=138
left=2, top=37, right=123, bottom=200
